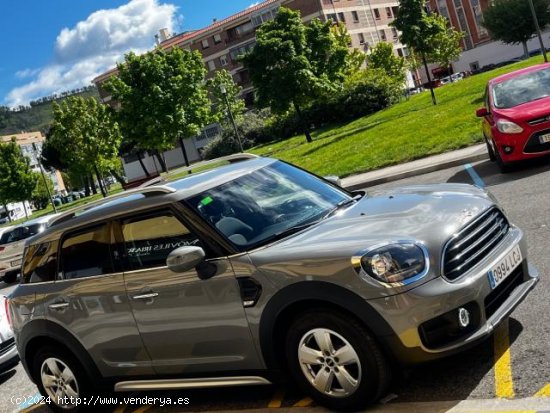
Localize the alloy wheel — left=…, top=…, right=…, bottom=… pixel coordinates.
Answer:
left=40, top=357, right=80, bottom=407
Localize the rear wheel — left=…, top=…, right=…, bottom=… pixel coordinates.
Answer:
left=2, top=271, right=18, bottom=284
left=32, top=346, right=90, bottom=413
left=285, top=310, right=391, bottom=411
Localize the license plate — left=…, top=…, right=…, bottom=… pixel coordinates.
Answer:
left=10, top=259, right=21, bottom=267
left=539, top=133, right=550, bottom=144
left=487, top=245, right=522, bottom=289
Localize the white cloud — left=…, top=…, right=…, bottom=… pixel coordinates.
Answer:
left=15, top=68, right=40, bottom=79
left=5, top=0, right=177, bottom=107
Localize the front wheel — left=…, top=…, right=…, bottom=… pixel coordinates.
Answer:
left=484, top=135, right=496, bottom=162
left=285, top=310, right=391, bottom=411
left=32, top=346, right=90, bottom=413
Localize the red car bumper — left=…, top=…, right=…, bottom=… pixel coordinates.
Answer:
left=493, top=124, right=550, bottom=162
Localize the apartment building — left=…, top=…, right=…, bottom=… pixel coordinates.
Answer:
left=93, top=0, right=405, bottom=180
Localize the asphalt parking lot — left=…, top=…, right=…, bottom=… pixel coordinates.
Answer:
left=2, top=157, right=550, bottom=413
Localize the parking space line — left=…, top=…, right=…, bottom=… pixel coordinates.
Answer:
left=494, top=319, right=515, bottom=398
left=292, top=397, right=313, bottom=407
left=534, top=383, right=550, bottom=397
left=464, top=163, right=486, bottom=188
left=267, top=389, right=285, bottom=408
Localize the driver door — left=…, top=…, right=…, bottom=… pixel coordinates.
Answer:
left=118, top=208, right=261, bottom=375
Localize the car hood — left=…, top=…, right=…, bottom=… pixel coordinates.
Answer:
left=248, top=184, right=495, bottom=297
left=496, top=96, right=550, bottom=123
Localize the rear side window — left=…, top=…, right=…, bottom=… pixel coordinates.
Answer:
left=0, top=224, right=44, bottom=244
left=22, top=241, right=59, bottom=284
left=60, top=224, right=114, bottom=279
left=121, top=211, right=201, bottom=271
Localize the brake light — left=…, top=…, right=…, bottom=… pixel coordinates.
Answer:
left=0, top=246, right=4, bottom=252
left=3, top=297, right=12, bottom=329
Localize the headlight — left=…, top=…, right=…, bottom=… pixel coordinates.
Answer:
left=355, top=242, right=428, bottom=285
left=496, top=120, right=523, bottom=134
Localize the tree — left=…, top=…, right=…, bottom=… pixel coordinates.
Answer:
left=0, top=138, right=38, bottom=218
left=391, top=0, right=449, bottom=104
left=482, top=0, right=550, bottom=58
left=49, top=96, right=122, bottom=197
left=31, top=172, right=54, bottom=210
left=425, top=21, right=464, bottom=80
left=367, top=42, right=406, bottom=83
left=208, top=69, right=246, bottom=125
left=104, top=47, right=212, bottom=170
left=242, top=7, right=356, bottom=143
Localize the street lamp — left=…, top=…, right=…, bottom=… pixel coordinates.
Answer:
left=32, top=142, right=58, bottom=213
left=527, top=0, right=548, bottom=63
left=220, top=84, right=244, bottom=153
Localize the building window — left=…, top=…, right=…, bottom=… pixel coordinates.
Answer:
left=220, top=55, right=229, bottom=66
left=358, top=33, right=365, bottom=44
left=326, top=13, right=337, bottom=22
left=201, top=39, right=209, bottom=49
left=338, top=12, right=346, bottom=22
left=352, top=11, right=359, bottom=22
left=207, top=60, right=216, bottom=71
left=379, top=29, right=387, bottom=41
left=386, top=7, right=392, bottom=18
left=392, top=6, right=399, bottom=17
left=229, top=41, right=256, bottom=60
left=373, top=8, right=381, bottom=20
left=213, top=33, right=222, bottom=44
left=252, top=6, right=279, bottom=27
left=470, top=0, right=488, bottom=37
left=397, top=48, right=403, bottom=57
left=391, top=27, right=398, bottom=39
left=436, top=0, right=450, bottom=19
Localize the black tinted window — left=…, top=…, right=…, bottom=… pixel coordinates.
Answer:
left=22, top=241, right=59, bottom=284
left=121, top=211, right=200, bottom=270
left=61, top=224, right=114, bottom=279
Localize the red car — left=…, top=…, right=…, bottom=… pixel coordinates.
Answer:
left=476, top=63, right=550, bottom=172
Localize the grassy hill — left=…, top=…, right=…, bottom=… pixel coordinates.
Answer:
left=0, top=88, right=100, bottom=135
left=252, top=56, right=545, bottom=177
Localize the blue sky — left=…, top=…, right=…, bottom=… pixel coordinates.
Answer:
left=0, top=0, right=259, bottom=107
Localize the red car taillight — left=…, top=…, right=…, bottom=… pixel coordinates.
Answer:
left=4, top=298, right=12, bottom=330
left=0, top=246, right=5, bottom=252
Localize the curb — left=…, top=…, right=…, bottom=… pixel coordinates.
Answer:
left=343, top=151, right=489, bottom=191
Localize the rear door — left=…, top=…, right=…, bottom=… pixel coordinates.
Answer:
left=119, top=208, right=261, bottom=375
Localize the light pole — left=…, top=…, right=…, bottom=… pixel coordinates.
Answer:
left=220, top=85, right=244, bottom=153
left=527, top=0, right=548, bottom=63
left=32, top=142, right=58, bottom=213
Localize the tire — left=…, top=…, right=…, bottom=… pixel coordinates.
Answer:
left=285, top=310, right=391, bottom=411
left=2, top=271, right=18, bottom=284
left=484, top=135, right=496, bottom=162
left=32, top=345, right=91, bottom=413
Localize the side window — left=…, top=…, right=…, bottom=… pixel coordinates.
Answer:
left=60, top=224, right=114, bottom=280
left=22, top=240, right=59, bottom=284
left=121, top=211, right=201, bottom=271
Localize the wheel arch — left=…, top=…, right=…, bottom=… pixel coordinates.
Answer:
left=258, top=281, right=396, bottom=373
left=19, top=319, right=102, bottom=385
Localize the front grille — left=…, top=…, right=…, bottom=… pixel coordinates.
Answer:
left=443, top=208, right=509, bottom=280
left=484, top=263, right=524, bottom=319
left=527, top=115, right=550, bottom=126
left=523, top=128, right=550, bottom=154
left=0, top=337, right=15, bottom=355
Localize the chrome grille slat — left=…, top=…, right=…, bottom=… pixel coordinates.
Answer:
left=443, top=208, right=509, bottom=280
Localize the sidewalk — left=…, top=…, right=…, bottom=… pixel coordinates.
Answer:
left=342, top=144, right=488, bottom=190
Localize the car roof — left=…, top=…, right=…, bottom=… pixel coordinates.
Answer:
left=30, top=157, right=278, bottom=244
left=489, top=63, right=550, bottom=85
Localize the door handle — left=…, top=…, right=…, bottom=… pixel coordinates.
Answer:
left=132, top=292, right=159, bottom=300
left=49, top=301, right=69, bottom=310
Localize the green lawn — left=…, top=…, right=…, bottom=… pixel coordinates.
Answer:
left=251, top=56, right=544, bottom=178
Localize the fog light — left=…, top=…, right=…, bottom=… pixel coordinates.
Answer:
left=458, top=307, right=470, bottom=328
left=503, top=146, right=514, bottom=154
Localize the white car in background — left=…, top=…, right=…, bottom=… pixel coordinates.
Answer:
left=0, top=295, right=18, bottom=372
left=0, top=215, right=59, bottom=284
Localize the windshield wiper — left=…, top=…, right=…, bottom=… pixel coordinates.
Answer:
left=323, top=194, right=363, bottom=219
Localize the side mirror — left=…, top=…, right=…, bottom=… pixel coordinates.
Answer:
left=167, top=246, right=205, bottom=273
left=324, top=175, right=342, bottom=187
left=476, top=107, right=489, bottom=117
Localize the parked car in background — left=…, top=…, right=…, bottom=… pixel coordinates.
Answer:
left=7, top=155, right=538, bottom=412
left=476, top=63, right=550, bottom=172
left=0, top=295, right=18, bottom=372
left=0, top=214, right=59, bottom=283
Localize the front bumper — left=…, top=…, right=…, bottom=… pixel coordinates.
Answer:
left=371, top=227, right=539, bottom=364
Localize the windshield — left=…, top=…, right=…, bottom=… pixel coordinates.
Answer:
left=185, top=161, right=351, bottom=250
left=492, top=67, right=550, bottom=109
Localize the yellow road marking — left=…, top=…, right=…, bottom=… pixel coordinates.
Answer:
left=132, top=405, right=152, bottom=413
left=493, top=319, right=515, bottom=398
left=113, top=404, right=127, bottom=413
left=267, top=388, right=285, bottom=408
left=293, top=397, right=313, bottom=407
left=534, top=382, right=550, bottom=397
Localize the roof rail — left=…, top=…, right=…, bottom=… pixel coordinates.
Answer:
left=164, top=153, right=258, bottom=180
left=49, top=185, right=176, bottom=227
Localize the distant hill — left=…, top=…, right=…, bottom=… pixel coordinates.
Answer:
left=0, top=87, right=100, bottom=135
